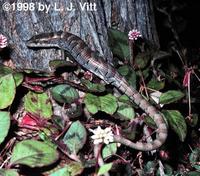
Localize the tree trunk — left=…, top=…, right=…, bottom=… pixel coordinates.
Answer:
left=0, top=0, right=159, bottom=70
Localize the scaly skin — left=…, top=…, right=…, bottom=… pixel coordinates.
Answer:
left=26, top=31, right=167, bottom=151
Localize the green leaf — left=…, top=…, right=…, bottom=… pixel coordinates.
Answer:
left=0, top=65, right=23, bottom=86
left=53, top=115, right=65, bottom=130
left=116, top=103, right=135, bottom=120
left=162, top=110, right=187, bottom=141
left=116, top=95, right=136, bottom=120
left=13, top=73, right=24, bottom=87
left=0, top=65, right=13, bottom=76
left=135, top=52, right=151, bottom=69
left=156, top=164, right=173, bottom=176
left=63, top=121, right=87, bottom=154
left=118, top=65, right=129, bottom=76
left=108, top=28, right=129, bottom=59
left=81, top=79, right=105, bottom=92
left=10, top=140, right=59, bottom=167
left=49, top=161, right=83, bottom=176
left=50, top=167, right=70, bottom=176
left=118, top=65, right=136, bottom=89
left=147, top=78, right=165, bottom=90
left=0, top=111, right=10, bottom=144
left=49, top=59, right=76, bottom=70
left=118, top=95, right=130, bottom=102
left=185, top=171, right=200, bottom=176
left=66, top=161, right=84, bottom=176
left=0, top=74, right=16, bottom=109
left=24, top=91, right=53, bottom=119
left=189, top=148, right=200, bottom=171
left=187, top=114, right=198, bottom=127
left=102, top=143, right=117, bottom=159
left=100, top=94, right=118, bottom=114
left=22, top=69, right=50, bottom=76
left=127, top=72, right=137, bottom=89
left=143, top=161, right=156, bottom=175
left=142, top=68, right=150, bottom=80
left=159, top=90, right=184, bottom=104
left=97, top=163, right=113, bottom=176
left=38, top=131, right=57, bottom=149
left=84, top=93, right=118, bottom=115
left=84, top=93, right=99, bottom=114
left=51, top=84, right=79, bottom=104
left=144, top=116, right=157, bottom=129
left=0, top=169, right=19, bottom=176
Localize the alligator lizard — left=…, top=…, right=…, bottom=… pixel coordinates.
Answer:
left=26, top=31, right=167, bottom=151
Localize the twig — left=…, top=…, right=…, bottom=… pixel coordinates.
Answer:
left=129, top=40, right=136, bottom=66
left=94, top=144, right=110, bottom=176
left=0, top=155, right=11, bottom=169
left=113, top=154, right=128, bottom=163
left=171, top=46, right=185, bottom=66
left=0, top=138, right=16, bottom=160
left=139, top=70, right=149, bottom=99
left=193, top=71, right=200, bottom=82
left=55, top=122, right=72, bottom=141
left=158, top=160, right=165, bottom=176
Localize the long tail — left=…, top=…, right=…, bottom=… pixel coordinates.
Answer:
left=27, top=31, right=168, bottom=151
left=112, top=75, right=167, bottom=151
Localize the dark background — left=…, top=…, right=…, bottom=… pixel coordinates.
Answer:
left=154, top=0, right=200, bottom=49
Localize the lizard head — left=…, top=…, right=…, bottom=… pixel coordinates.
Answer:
left=26, top=31, right=63, bottom=48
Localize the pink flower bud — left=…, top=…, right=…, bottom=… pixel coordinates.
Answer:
left=0, top=34, right=8, bottom=48
left=183, top=70, right=191, bottom=87
left=128, top=29, right=142, bottom=41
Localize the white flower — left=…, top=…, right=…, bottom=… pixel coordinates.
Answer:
left=150, top=91, right=164, bottom=108
left=128, top=29, right=142, bottom=41
left=90, top=126, right=114, bottom=145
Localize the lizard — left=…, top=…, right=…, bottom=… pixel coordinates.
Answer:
left=26, top=31, right=168, bottom=151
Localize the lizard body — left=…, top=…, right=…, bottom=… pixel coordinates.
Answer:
left=26, top=31, right=167, bottom=151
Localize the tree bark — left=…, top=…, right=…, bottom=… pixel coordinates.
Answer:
left=0, top=0, right=159, bottom=70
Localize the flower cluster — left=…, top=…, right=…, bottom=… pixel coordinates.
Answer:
left=128, top=29, right=142, bottom=41
left=90, top=126, right=114, bottom=145
left=0, top=34, right=7, bottom=48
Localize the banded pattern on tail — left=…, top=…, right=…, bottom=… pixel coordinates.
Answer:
left=26, top=31, right=168, bottom=151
